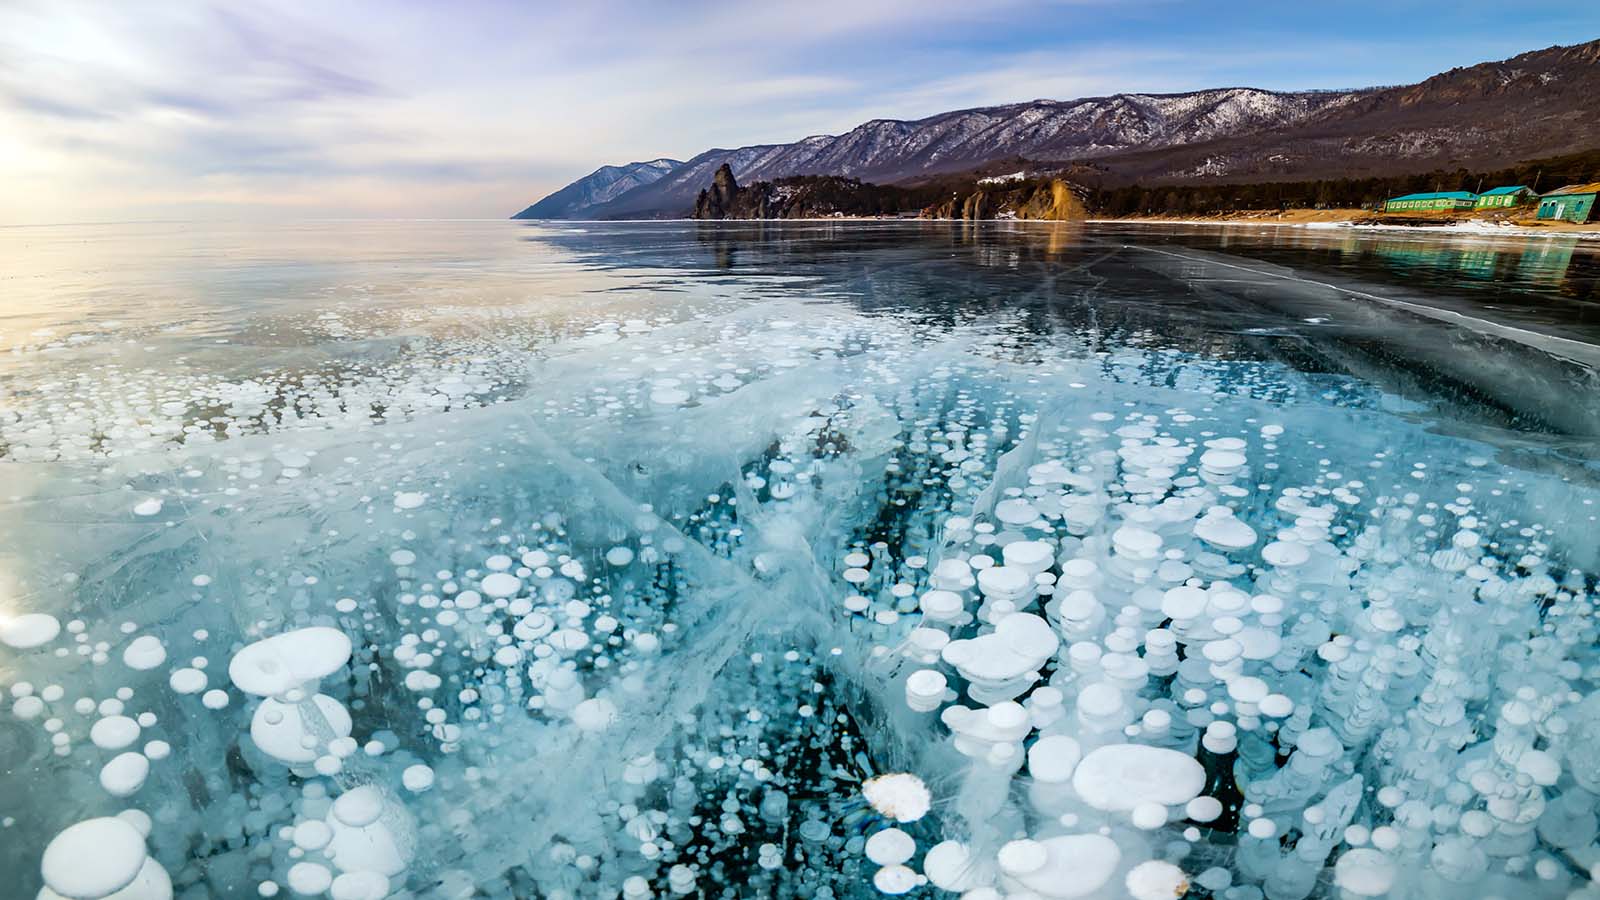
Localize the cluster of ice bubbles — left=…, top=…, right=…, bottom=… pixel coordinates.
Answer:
left=0, top=306, right=707, bottom=463
left=2, top=307, right=1600, bottom=900
left=0, top=350, right=519, bottom=462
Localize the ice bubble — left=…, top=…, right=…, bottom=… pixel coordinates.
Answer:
left=121, top=635, right=166, bottom=670
left=99, top=752, right=150, bottom=797
left=1126, top=860, right=1189, bottom=900
left=1261, top=541, right=1309, bottom=568
left=90, top=715, right=141, bottom=750
left=976, top=565, right=1032, bottom=600
left=41, top=817, right=147, bottom=899
left=168, top=668, right=207, bottom=694
left=572, top=697, right=619, bottom=732
left=1000, top=834, right=1120, bottom=898
left=392, top=492, right=425, bottom=510
left=201, top=689, right=229, bottom=709
left=1, top=612, right=61, bottom=649
left=923, top=841, right=983, bottom=892
left=1517, top=749, right=1561, bottom=786
left=329, top=872, right=389, bottom=900
left=1333, top=848, right=1397, bottom=896
left=1112, top=527, right=1162, bottom=561
left=1027, top=735, right=1082, bottom=784
left=918, top=590, right=965, bottom=624
left=862, top=772, right=931, bottom=822
left=1160, top=586, right=1207, bottom=620
left=293, top=820, right=333, bottom=851
left=287, top=862, right=332, bottom=896
left=11, top=695, right=43, bottom=719
left=480, top=572, right=521, bottom=599
left=325, top=811, right=408, bottom=876
left=905, top=669, right=949, bottom=713
left=1227, top=676, right=1269, bottom=705
left=116, top=809, right=153, bottom=837
left=865, top=827, right=916, bottom=865
left=994, top=498, right=1040, bottom=525
left=940, top=613, right=1057, bottom=697
left=1193, top=507, right=1257, bottom=550
left=1073, top=744, right=1205, bottom=811
left=1131, top=801, right=1169, bottom=829
left=332, top=786, right=385, bottom=828
left=251, top=695, right=353, bottom=764
left=229, top=627, right=352, bottom=697
left=401, top=764, right=435, bottom=793
left=872, top=865, right=920, bottom=895
left=132, top=498, right=163, bottom=517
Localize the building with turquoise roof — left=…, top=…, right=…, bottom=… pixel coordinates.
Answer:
left=1474, top=186, right=1535, bottom=209
left=1383, top=191, right=1477, bottom=212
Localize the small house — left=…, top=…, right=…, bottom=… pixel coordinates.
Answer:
left=1474, top=186, right=1535, bottom=209
left=1537, top=183, right=1600, bottom=223
left=1383, top=191, right=1478, bottom=212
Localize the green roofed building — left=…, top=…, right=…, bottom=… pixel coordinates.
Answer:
left=1537, top=183, right=1600, bottom=223
left=1474, top=186, right=1535, bottom=208
left=1383, top=191, right=1477, bottom=212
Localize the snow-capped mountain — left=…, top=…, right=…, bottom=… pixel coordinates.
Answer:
left=540, top=89, right=1358, bottom=219
left=511, top=158, right=682, bottom=219
left=513, top=39, right=1600, bottom=219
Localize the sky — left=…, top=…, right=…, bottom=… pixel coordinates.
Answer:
left=2, top=0, right=1597, bottom=224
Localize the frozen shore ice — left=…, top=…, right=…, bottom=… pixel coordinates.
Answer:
left=0, top=249, right=1598, bottom=900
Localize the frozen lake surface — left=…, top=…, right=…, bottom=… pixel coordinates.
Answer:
left=2, top=220, right=1599, bottom=900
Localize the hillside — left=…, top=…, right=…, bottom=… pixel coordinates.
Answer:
left=1084, top=39, right=1600, bottom=184
left=686, top=164, right=1087, bottom=222
left=512, top=39, right=1600, bottom=219
left=511, top=158, right=681, bottom=219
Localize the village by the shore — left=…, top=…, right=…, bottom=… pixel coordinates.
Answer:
left=1104, top=181, right=1600, bottom=236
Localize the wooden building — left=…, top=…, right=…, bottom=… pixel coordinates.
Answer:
left=1383, top=191, right=1477, bottom=212
left=1474, top=186, right=1535, bottom=209
left=1537, top=184, right=1599, bottom=223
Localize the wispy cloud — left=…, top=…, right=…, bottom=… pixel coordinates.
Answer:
left=0, top=0, right=1595, bottom=223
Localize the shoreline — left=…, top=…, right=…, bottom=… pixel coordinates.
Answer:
left=1091, top=210, right=1600, bottom=240
left=541, top=214, right=1600, bottom=239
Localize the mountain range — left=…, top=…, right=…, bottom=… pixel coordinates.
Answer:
left=513, top=39, right=1600, bottom=220
left=511, top=158, right=682, bottom=219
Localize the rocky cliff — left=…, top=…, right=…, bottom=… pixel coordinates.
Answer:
left=689, top=164, right=1087, bottom=221
left=924, top=179, right=1087, bottom=221
left=691, top=165, right=743, bottom=218
left=691, top=165, right=932, bottom=219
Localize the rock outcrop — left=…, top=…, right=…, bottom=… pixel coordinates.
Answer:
left=692, top=165, right=743, bottom=219
left=924, top=179, right=1087, bottom=221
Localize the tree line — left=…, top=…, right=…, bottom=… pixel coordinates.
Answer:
left=1083, top=148, right=1600, bottom=216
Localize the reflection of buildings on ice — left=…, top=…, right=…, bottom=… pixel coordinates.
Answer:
left=1357, top=236, right=1579, bottom=290
left=1517, top=240, right=1577, bottom=286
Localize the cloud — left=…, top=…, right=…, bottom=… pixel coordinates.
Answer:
left=0, top=0, right=1596, bottom=223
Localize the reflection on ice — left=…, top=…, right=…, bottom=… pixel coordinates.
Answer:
left=2, top=222, right=1600, bottom=900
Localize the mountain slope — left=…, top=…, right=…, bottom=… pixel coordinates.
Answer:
left=576, top=89, right=1363, bottom=218
left=1087, top=39, right=1600, bottom=183
left=512, top=39, right=1600, bottom=218
left=511, top=158, right=682, bottom=219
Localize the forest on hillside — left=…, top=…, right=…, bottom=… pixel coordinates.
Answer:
left=1083, top=148, right=1600, bottom=216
